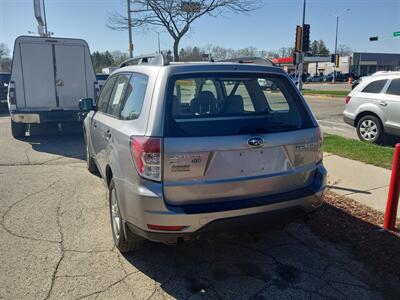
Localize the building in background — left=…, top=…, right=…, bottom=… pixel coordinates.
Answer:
left=307, top=56, right=351, bottom=76
left=351, top=52, right=400, bottom=77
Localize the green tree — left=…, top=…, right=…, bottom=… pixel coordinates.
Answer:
left=310, top=40, right=330, bottom=56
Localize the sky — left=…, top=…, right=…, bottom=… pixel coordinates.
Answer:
left=1, top=0, right=399, bottom=57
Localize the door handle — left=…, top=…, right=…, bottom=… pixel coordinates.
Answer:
left=92, top=121, right=97, bottom=128
left=56, top=79, right=64, bottom=87
left=379, top=101, right=388, bottom=107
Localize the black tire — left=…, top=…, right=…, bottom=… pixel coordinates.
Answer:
left=108, top=179, right=143, bottom=253
left=11, top=120, right=25, bottom=138
left=85, top=137, right=98, bottom=174
left=356, top=115, right=384, bottom=144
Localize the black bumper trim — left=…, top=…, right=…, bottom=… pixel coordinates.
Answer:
left=11, top=110, right=84, bottom=123
left=167, top=186, right=316, bottom=214
left=343, top=115, right=355, bottom=127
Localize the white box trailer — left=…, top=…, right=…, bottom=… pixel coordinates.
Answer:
left=8, top=36, right=97, bottom=137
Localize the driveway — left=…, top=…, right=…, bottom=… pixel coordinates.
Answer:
left=0, top=116, right=385, bottom=299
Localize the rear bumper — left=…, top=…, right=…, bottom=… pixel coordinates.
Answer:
left=116, top=163, right=327, bottom=244
left=10, top=110, right=85, bottom=124
left=343, top=114, right=355, bottom=127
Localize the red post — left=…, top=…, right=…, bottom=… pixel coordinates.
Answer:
left=384, top=143, right=400, bottom=230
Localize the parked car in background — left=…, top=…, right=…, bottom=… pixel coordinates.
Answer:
left=308, top=75, right=324, bottom=82
left=8, top=36, right=97, bottom=138
left=343, top=71, right=400, bottom=144
left=80, top=54, right=327, bottom=252
left=289, top=74, right=299, bottom=86
left=351, top=77, right=363, bottom=90
left=0, top=72, right=11, bottom=108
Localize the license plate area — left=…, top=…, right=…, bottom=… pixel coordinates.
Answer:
left=205, top=146, right=293, bottom=180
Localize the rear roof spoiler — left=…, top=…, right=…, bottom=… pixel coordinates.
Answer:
left=119, top=53, right=170, bottom=68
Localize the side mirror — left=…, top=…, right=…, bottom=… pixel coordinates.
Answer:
left=79, top=98, right=94, bottom=111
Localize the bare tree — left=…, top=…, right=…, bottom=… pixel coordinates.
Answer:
left=337, top=44, right=352, bottom=56
left=108, top=0, right=259, bottom=61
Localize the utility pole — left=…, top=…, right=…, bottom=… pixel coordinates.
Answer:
left=332, top=15, right=339, bottom=83
left=332, top=8, right=350, bottom=83
left=127, top=0, right=133, bottom=58
left=297, top=0, right=306, bottom=90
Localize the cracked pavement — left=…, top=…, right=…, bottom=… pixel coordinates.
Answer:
left=0, top=116, right=387, bottom=299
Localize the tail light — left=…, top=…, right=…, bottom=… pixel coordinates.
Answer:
left=316, top=127, right=323, bottom=162
left=8, top=81, right=16, bottom=105
left=129, top=136, right=162, bottom=181
left=317, top=126, right=324, bottom=163
left=345, top=96, right=351, bottom=104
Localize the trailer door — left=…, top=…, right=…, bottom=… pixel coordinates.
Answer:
left=20, top=43, right=57, bottom=108
left=54, top=45, right=87, bottom=109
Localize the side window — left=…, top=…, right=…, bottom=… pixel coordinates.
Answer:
left=97, top=76, right=117, bottom=113
left=106, top=74, right=130, bottom=117
left=174, top=79, right=196, bottom=104
left=261, top=78, right=290, bottom=112
left=201, top=80, right=218, bottom=98
left=233, top=82, right=255, bottom=112
left=386, top=79, right=400, bottom=96
left=361, top=79, right=387, bottom=94
left=120, top=74, right=149, bottom=120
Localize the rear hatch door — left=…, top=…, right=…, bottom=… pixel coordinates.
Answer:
left=163, top=72, right=319, bottom=206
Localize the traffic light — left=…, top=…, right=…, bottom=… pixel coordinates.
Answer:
left=335, top=54, right=340, bottom=67
left=369, top=36, right=378, bottom=41
left=295, top=26, right=302, bottom=51
left=302, top=24, right=310, bottom=52
left=330, top=54, right=335, bottom=63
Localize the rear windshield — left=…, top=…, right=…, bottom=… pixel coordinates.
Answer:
left=164, top=73, right=314, bottom=137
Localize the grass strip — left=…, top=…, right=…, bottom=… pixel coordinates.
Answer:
left=302, top=89, right=349, bottom=97
left=324, top=134, right=394, bottom=170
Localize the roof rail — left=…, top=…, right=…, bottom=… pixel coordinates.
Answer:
left=119, top=53, right=169, bottom=68
left=218, top=57, right=276, bottom=67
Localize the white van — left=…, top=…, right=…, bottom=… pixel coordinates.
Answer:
left=8, top=36, right=97, bottom=137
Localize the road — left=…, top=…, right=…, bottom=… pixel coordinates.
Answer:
left=304, top=95, right=357, bottom=140
left=303, top=82, right=351, bottom=92
left=0, top=114, right=388, bottom=299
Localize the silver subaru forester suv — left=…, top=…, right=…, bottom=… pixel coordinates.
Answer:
left=79, top=54, right=327, bottom=252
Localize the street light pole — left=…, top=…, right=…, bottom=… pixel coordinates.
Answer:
left=127, top=0, right=133, bottom=58
left=42, top=0, right=48, bottom=37
left=297, top=0, right=306, bottom=90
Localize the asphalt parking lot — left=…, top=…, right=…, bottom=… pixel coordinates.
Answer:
left=0, top=115, right=388, bottom=299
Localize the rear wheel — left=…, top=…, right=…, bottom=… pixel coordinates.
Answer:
left=356, top=115, right=384, bottom=144
left=109, top=179, right=143, bottom=253
left=11, top=120, right=25, bottom=138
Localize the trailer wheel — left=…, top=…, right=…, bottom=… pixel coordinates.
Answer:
left=11, top=120, right=25, bottom=138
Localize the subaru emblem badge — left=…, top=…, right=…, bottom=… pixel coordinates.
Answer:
left=247, top=137, right=264, bottom=147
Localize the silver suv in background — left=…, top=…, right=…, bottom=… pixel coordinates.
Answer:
left=343, top=72, right=400, bottom=144
left=79, top=54, right=327, bottom=252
